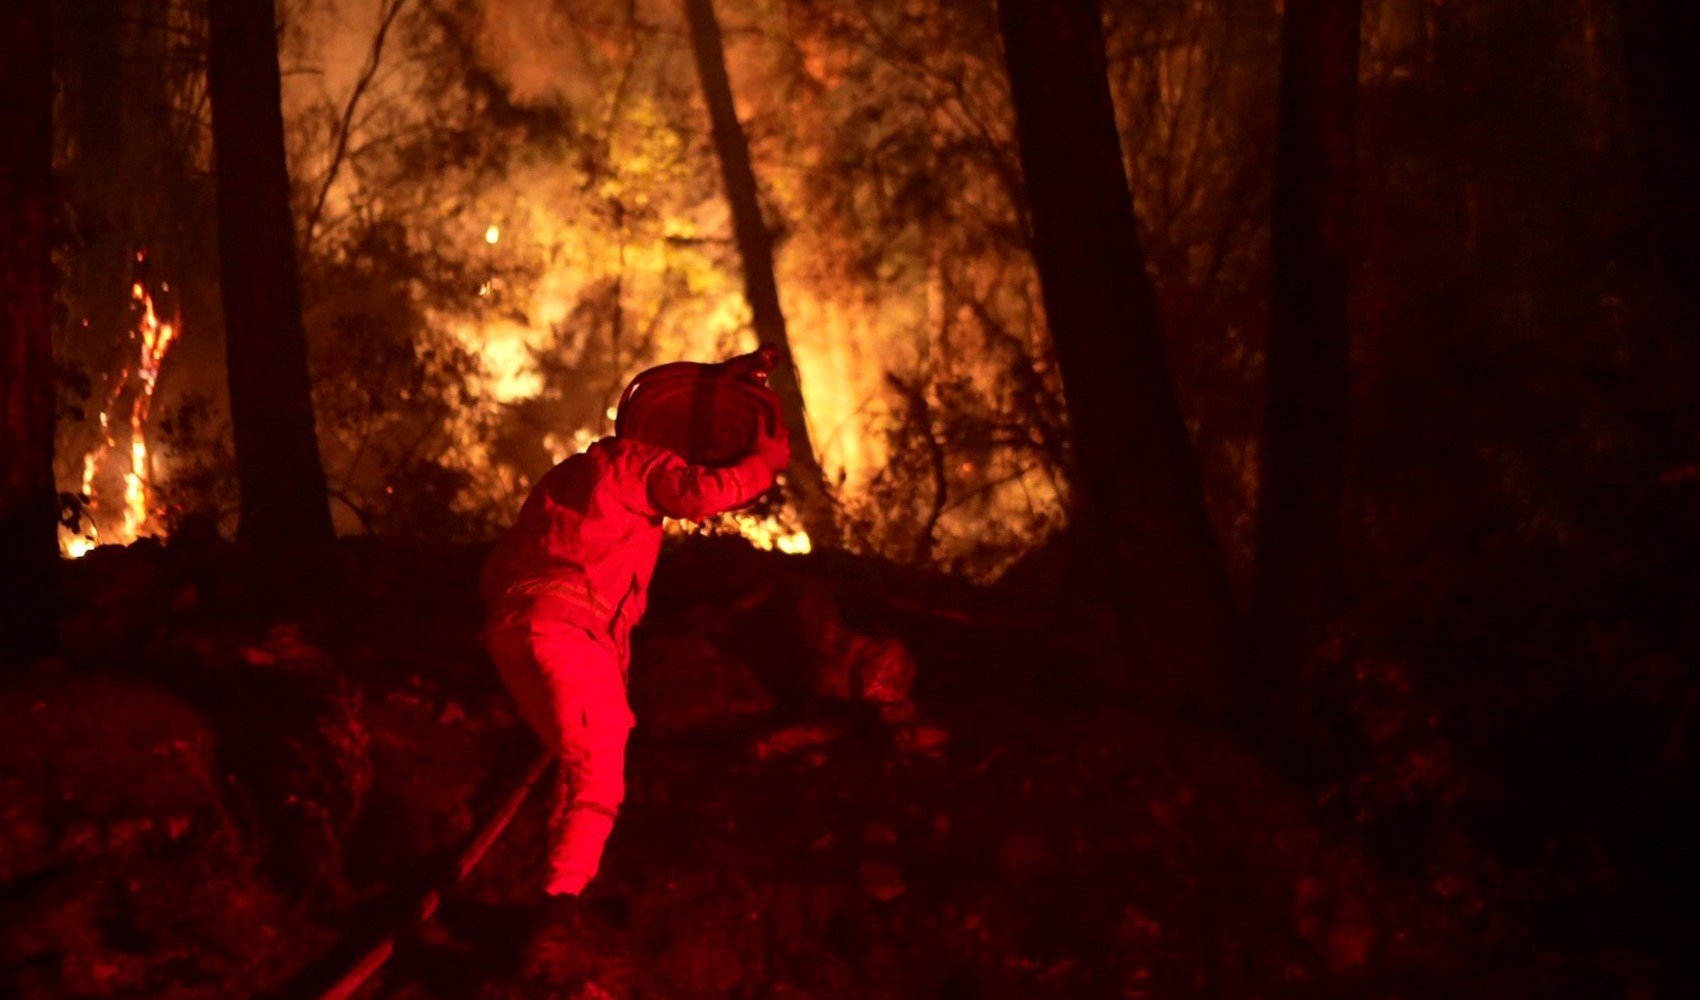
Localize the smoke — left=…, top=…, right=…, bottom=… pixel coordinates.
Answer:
left=471, top=0, right=587, bottom=104
left=60, top=0, right=1070, bottom=574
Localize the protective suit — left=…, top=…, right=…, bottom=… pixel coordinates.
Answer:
left=483, top=351, right=789, bottom=896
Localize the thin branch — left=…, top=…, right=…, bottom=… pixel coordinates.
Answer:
left=303, top=0, right=409, bottom=248
left=328, top=487, right=379, bottom=536
left=887, top=373, right=949, bottom=564
left=927, top=463, right=1051, bottom=521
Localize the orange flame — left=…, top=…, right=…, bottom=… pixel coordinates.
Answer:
left=61, top=276, right=179, bottom=558
left=664, top=508, right=812, bottom=556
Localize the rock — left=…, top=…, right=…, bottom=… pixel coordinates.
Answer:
left=0, top=772, right=51, bottom=882
left=862, top=820, right=899, bottom=847
left=810, top=628, right=917, bottom=708
left=996, top=829, right=1057, bottom=883
left=792, top=588, right=917, bottom=710
left=0, top=675, right=220, bottom=855
left=858, top=860, right=908, bottom=902
left=753, top=721, right=847, bottom=760
left=0, top=672, right=317, bottom=996
left=893, top=723, right=950, bottom=756
left=1327, top=894, right=1376, bottom=974
left=646, top=876, right=762, bottom=994
left=659, top=933, right=747, bottom=994
left=632, top=633, right=775, bottom=737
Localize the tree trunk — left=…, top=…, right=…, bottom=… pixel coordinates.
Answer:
left=996, top=0, right=1238, bottom=706
left=1255, top=0, right=1361, bottom=677
left=681, top=0, right=838, bottom=546
left=0, top=0, right=59, bottom=657
left=1617, top=0, right=1700, bottom=323
left=207, top=0, right=334, bottom=544
left=60, top=0, right=133, bottom=387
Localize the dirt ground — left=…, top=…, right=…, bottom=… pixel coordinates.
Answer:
left=0, top=536, right=1664, bottom=997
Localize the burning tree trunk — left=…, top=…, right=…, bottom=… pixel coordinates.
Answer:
left=996, top=0, right=1237, bottom=705
left=681, top=0, right=838, bottom=546
left=207, top=0, right=333, bottom=544
left=0, top=0, right=59, bottom=655
left=1255, top=0, right=1361, bottom=676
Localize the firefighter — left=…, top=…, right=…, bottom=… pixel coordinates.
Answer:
left=482, top=352, right=791, bottom=896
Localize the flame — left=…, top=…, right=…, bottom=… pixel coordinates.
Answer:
left=60, top=276, right=179, bottom=557
left=125, top=281, right=177, bottom=538
left=665, top=508, right=812, bottom=556
left=735, top=513, right=812, bottom=555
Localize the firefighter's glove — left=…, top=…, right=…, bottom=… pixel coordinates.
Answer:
left=755, top=424, right=792, bottom=474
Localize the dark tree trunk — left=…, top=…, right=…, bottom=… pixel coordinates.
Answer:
left=996, top=0, right=1237, bottom=706
left=1255, top=0, right=1361, bottom=676
left=60, top=0, right=132, bottom=374
left=681, top=0, right=838, bottom=545
left=1, top=0, right=59, bottom=656
left=207, top=0, right=333, bottom=544
left=1617, top=0, right=1700, bottom=322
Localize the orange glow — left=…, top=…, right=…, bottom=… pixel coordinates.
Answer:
left=61, top=276, right=179, bottom=557
left=666, top=508, right=812, bottom=556
left=248, top=3, right=1068, bottom=571
left=729, top=513, right=812, bottom=555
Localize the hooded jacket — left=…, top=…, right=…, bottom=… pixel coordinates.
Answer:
left=481, top=436, right=774, bottom=659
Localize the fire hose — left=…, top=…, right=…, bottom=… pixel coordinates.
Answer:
left=318, top=750, right=552, bottom=1000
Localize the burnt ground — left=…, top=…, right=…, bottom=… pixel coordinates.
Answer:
left=0, top=536, right=1684, bottom=997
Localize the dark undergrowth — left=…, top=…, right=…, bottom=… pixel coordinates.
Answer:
left=2, top=534, right=1693, bottom=997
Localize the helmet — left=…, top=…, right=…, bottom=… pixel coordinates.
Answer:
left=615, top=346, right=783, bottom=467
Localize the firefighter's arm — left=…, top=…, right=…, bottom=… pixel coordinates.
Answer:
left=646, top=427, right=790, bottom=520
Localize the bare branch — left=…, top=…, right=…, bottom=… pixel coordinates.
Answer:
left=302, top=0, right=409, bottom=249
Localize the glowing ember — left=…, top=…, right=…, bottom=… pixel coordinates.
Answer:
left=485, top=224, right=501, bottom=245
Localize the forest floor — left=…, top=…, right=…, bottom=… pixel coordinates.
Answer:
left=0, top=535, right=1685, bottom=997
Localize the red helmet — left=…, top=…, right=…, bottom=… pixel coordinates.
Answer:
left=615, top=346, right=783, bottom=467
